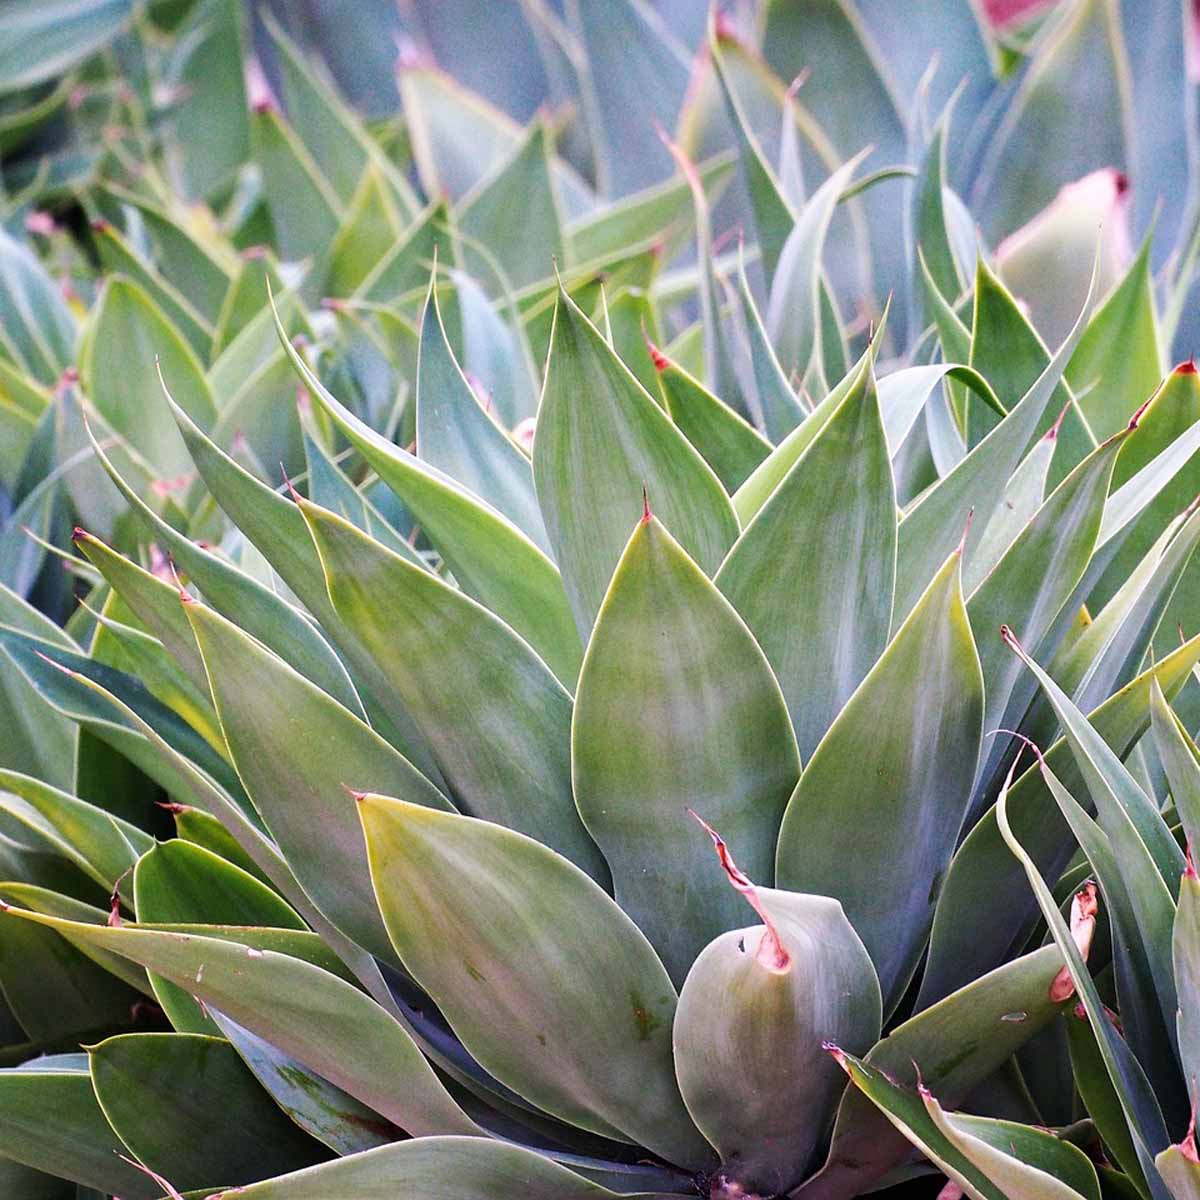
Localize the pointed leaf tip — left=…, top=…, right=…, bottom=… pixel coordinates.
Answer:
left=1186, top=838, right=1197, bottom=880
left=641, top=484, right=652, bottom=524
left=1175, top=357, right=1198, bottom=375
left=823, top=1041, right=849, bottom=1069
left=956, top=508, right=974, bottom=556
left=1045, top=400, right=1071, bottom=441
left=687, top=808, right=790, bottom=970
left=641, top=321, right=670, bottom=373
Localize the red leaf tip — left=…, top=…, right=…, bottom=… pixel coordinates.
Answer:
left=341, top=783, right=368, bottom=804
left=687, top=809, right=790, bottom=970
left=641, top=321, right=670, bottom=373
left=71, top=526, right=88, bottom=542
left=822, top=1041, right=848, bottom=1069
left=999, top=624, right=1021, bottom=651
left=955, top=508, right=974, bottom=557
left=1176, top=357, right=1198, bottom=375
left=1186, top=838, right=1198, bottom=881
left=1180, top=1104, right=1199, bottom=1164
left=1128, top=393, right=1155, bottom=430
left=641, top=484, right=652, bottom=524
left=1045, top=401, right=1071, bottom=441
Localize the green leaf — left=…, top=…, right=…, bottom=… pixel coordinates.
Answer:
left=974, top=0, right=1132, bottom=244
left=169, top=1135, right=657, bottom=1199
left=1065, top=240, right=1163, bottom=443
left=732, top=250, right=806, bottom=441
left=879, top=364, right=1003, bottom=460
left=968, top=256, right=1094, bottom=482
left=92, top=223, right=214, bottom=359
left=0, top=769, right=150, bottom=891
left=573, top=514, right=799, bottom=985
left=717, top=359, right=895, bottom=761
left=89, top=1033, right=327, bottom=1189
left=804, top=944, right=1070, bottom=1200
left=209, top=1013, right=402, bottom=1157
left=0, top=228, right=75, bottom=386
left=252, top=104, right=343, bottom=264
left=997, top=770, right=1171, bottom=1198
left=920, top=635, right=1200, bottom=1006
left=0, top=902, right=139, bottom=1044
left=657, top=352, right=771, bottom=493
left=836, top=1051, right=1100, bottom=1200
left=533, top=286, right=738, bottom=641
left=298, top=498, right=607, bottom=883
left=79, top=277, right=217, bottom=484
left=674, top=874, right=880, bottom=1195
left=359, top=793, right=711, bottom=1168
left=460, top=120, right=564, bottom=289
left=322, top=164, right=406, bottom=300
left=133, top=838, right=305, bottom=1036
left=732, top=338, right=878, bottom=525
left=263, top=11, right=418, bottom=216
left=0, top=0, right=131, bottom=91
left=0, top=626, right=245, bottom=810
left=275, top=308, right=582, bottom=689
left=776, top=546, right=982, bottom=1009
left=1066, top=1005, right=1146, bottom=1192
left=966, top=426, right=1129, bottom=813
left=767, top=156, right=866, bottom=381
left=1150, top=681, right=1200, bottom=853
left=0, top=905, right=484, bottom=1141
left=0, top=1060, right=156, bottom=1198
left=1173, top=862, right=1200, bottom=1113
left=896, top=255, right=1097, bottom=619
left=416, top=272, right=550, bottom=552
left=570, top=0, right=690, bottom=198
left=183, top=594, right=450, bottom=962
left=162, top=0, right=249, bottom=199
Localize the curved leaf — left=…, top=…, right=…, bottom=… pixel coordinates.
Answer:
left=359, top=794, right=711, bottom=1169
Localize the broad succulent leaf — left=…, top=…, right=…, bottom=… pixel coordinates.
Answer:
left=183, top=593, right=449, bottom=962
left=673, top=838, right=880, bottom=1197
left=358, top=793, right=712, bottom=1167
left=0, top=904, right=484, bottom=1141
left=573, top=512, right=799, bottom=984
left=776, top=545, right=983, bottom=1010
left=298, top=497, right=607, bottom=882
left=0, top=1057, right=158, bottom=1198
left=533, top=285, right=738, bottom=643
left=716, top=358, right=896, bottom=760
left=87, top=1033, right=328, bottom=1190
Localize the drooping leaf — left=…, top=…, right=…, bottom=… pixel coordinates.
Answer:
left=0, top=905, right=483, bottom=1141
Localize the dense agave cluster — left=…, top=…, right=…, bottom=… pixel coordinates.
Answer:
left=1, top=1, right=1200, bottom=1198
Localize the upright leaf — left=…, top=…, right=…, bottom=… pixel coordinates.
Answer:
left=573, top=514, right=799, bottom=985
left=717, top=360, right=896, bottom=760
left=775, top=547, right=983, bottom=1010
left=534, top=287, right=738, bottom=641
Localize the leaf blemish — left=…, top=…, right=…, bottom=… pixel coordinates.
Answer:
left=630, top=991, right=660, bottom=1041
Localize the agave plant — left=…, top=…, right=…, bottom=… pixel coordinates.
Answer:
left=2, top=2, right=1200, bottom=1199
left=836, top=636, right=1200, bottom=1200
